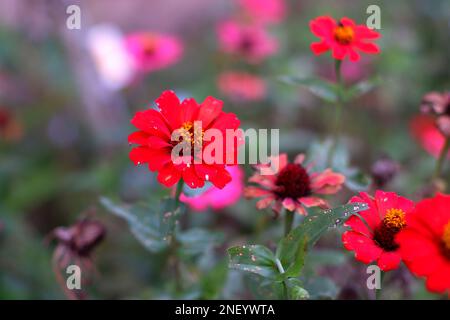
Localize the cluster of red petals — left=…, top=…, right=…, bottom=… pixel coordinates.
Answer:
left=397, top=193, right=450, bottom=294
left=310, top=16, right=381, bottom=62
left=217, top=71, right=267, bottom=102
left=342, top=191, right=414, bottom=271
left=128, top=91, right=240, bottom=189
left=245, top=153, right=345, bottom=215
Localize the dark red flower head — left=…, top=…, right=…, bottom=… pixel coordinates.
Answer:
left=310, top=16, right=381, bottom=62
left=397, top=193, right=450, bottom=294
left=129, top=90, right=241, bottom=189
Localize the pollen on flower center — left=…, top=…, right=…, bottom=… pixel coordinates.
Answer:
left=275, top=163, right=311, bottom=199
left=177, top=121, right=204, bottom=149
left=383, top=208, right=407, bottom=230
left=333, top=25, right=354, bottom=45
left=373, top=208, right=406, bottom=251
left=442, top=222, right=450, bottom=257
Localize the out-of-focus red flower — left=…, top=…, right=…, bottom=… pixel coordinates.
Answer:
left=128, top=90, right=241, bottom=189
left=410, top=114, right=450, bottom=159
left=217, top=71, right=267, bottom=102
left=217, top=20, right=278, bottom=64
left=342, top=191, right=414, bottom=271
left=238, top=0, right=286, bottom=25
left=309, top=16, right=381, bottom=62
left=180, top=165, right=244, bottom=211
left=0, top=108, right=22, bottom=142
left=125, top=32, right=183, bottom=73
left=244, top=153, right=345, bottom=216
left=397, top=193, right=450, bottom=294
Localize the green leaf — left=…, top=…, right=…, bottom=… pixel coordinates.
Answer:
left=177, top=228, right=223, bottom=257
left=100, top=197, right=183, bottom=253
left=303, top=277, right=338, bottom=299
left=227, top=245, right=278, bottom=280
left=286, top=278, right=310, bottom=300
left=279, top=76, right=338, bottom=103
left=276, top=203, right=368, bottom=278
left=344, top=77, right=381, bottom=102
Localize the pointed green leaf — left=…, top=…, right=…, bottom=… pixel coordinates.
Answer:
left=276, top=203, right=368, bottom=277
left=228, top=245, right=278, bottom=279
left=344, top=77, right=381, bottom=102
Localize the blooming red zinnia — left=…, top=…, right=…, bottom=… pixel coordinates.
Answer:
left=128, top=90, right=241, bottom=189
left=244, top=153, right=345, bottom=215
left=342, top=191, right=414, bottom=271
left=310, top=16, right=380, bottom=62
left=397, top=193, right=450, bottom=294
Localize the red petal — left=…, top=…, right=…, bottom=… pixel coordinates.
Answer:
left=157, top=162, right=181, bottom=187
left=311, top=41, right=330, bottom=55
left=182, top=165, right=205, bottom=189
left=128, top=131, right=149, bottom=145
left=147, top=136, right=171, bottom=149
left=309, top=16, right=336, bottom=38
left=198, top=96, right=223, bottom=129
left=130, top=109, right=171, bottom=139
left=155, top=90, right=182, bottom=130
left=355, top=42, right=380, bottom=54
left=180, top=98, right=200, bottom=124
left=377, top=251, right=401, bottom=271
left=342, top=231, right=382, bottom=264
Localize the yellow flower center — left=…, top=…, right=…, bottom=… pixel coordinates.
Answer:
left=383, top=208, right=407, bottom=231
left=443, top=222, right=450, bottom=251
left=333, top=25, right=354, bottom=45
left=177, top=121, right=204, bottom=148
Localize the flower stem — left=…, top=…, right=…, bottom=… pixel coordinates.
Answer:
left=375, top=270, right=385, bottom=300
left=284, top=210, right=295, bottom=236
left=174, top=180, right=184, bottom=207
left=433, top=136, right=450, bottom=181
left=328, top=59, right=344, bottom=166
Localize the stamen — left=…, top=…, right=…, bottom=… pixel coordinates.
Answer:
left=383, top=208, right=406, bottom=231
left=333, top=25, right=354, bottom=45
left=443, top=221, right=450, bottom=251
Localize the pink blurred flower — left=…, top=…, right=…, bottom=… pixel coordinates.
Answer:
left=411, top=114, right=450, bottom=159
left=239, top=0, right=286, bottom=25
left=217, top=20, right=278, bottom=64
left=180, top=166, right=244, bottom=211
left=217, top=71, right=267, bottom=101
left=125, top=32, right=183, bottom=73
left=245, top=153, right=345, bottom=216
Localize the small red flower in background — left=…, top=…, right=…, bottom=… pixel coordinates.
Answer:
left=217, top=20, right=278, bottom=64
left=238, top=0, right=286, bottom=25
left=125, top=32, right=183, bottom=73
left=310, top=16, right=380, bottom=62
left=397, top=193, right=450, bottom=294
left=410, top=115, right=450, bottom=159
left=0, top=107, right=22, bottom=142
left=128, top=90, right=241, bottom=189
left=342, top=191, right=414, bottom=271
left=245, top=153, right=345, bottom=215
left=217, top=71, right=267, bottom=102
left=180, top=165, right=244, bottom=211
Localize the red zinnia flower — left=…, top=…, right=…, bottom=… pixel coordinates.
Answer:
left=309, top=16, right=381, bottom=62
left=244, top=153, right=345, bottom=215
left=411, top=114, right=450, bottom=159
left=397, top=193, right=450, bottom=294
left=342, top=191, right=414, bottom=271
left=128, top=90, right=241, bottom=189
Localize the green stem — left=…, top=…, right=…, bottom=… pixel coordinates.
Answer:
left=284, top=210, right=295, bottom=236
left=328, top=59, right=344, bottom=166
left=375, top=270, right=385, bottom=300
left=174, top=180, right=184, bottom=207
left=433, top=136, right=450, bottom=181
left=275, top=259, right=289, bottom=300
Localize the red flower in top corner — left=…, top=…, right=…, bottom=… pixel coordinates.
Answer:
left=128, top=91, right=241, bottom=189
left=244, top=153, right=345, bottom=216
left=125, top=32, right=183, bottom=73
left=310, top=16, right=381, bottom=62
left=342, top=191, right=414, bottom=271
left=397, top=193, right=450, bottom=294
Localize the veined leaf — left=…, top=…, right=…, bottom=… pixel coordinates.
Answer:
left=228, top=245, right=278, bottom=280
left=100, top=197, right=183, bottom=253
left=276, top=203, right=368, bottom=278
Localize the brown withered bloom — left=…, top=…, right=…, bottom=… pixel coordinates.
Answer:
left=48, top=213, right=106, bottom=300
left=370, top=155, right=400, bottom=188
left=0, top=108, right=22, bottom=142
left=420, top=91, right=450, bottom=137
